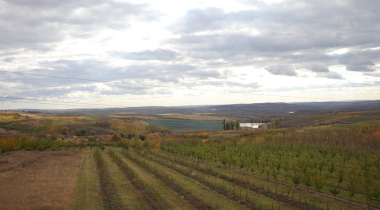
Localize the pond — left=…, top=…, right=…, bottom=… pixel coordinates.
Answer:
left=147, top=119, right=223, bottom=132
left=239, top=123, right=264, bottom=129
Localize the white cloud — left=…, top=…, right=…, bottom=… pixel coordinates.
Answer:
left=326, top=48, right=348, bottom=56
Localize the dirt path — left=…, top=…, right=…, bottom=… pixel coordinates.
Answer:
left=0, top=150, right=84, bottom=210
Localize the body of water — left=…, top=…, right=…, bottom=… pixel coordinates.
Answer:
left=240, top=123, right=264, bottom=129
left=148, top=119, right=223, bottom=132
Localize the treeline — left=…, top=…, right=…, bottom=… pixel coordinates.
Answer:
left=0, top=132, right=165, bottom=154
left=0, top=137, right=73, bottom=153
left=222, top=119, right=240, bottom=130
left=240, top=117, right=285, bottom=123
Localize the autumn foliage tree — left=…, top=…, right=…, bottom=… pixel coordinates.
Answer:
left=110, top=134, right=122, bottom=142
left=61, top=126, right=69, bottom=135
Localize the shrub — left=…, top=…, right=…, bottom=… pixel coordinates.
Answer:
left=139, top=134, right=146, bottom=141
left=110, top=133, right=122, bottom=142
left=98, top=139, right=105, bottom=150
left=120, top=133, right=126, bottom=138
left=80, top=129, right=87, bottom=136
left=127, top=133, right=136, bottom=139
left=88, top=136, right=96, bottom=142
left=61, top=126, right=69, bottom=135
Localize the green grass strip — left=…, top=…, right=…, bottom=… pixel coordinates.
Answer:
left=73, top=149, right=102, bottom=210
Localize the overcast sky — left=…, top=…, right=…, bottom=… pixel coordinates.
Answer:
left=1, top=0, right=379, bottom=109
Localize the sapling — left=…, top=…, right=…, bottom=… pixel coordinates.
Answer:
left=328, top=181, right=340, bottom=199
left=346, top=166, right=360, bottom=203
left=303, top=170, right=313, bottom=191
left=288, top=170, right=301, bottom=189
left=363, top=171, right=375, bottom=209
left=313, top=175, right=325, bottom=192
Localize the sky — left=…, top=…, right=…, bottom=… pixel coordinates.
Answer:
left=0, top=0, right=379, bottom=109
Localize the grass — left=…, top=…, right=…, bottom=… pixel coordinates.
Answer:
left=102, top=151, right=149, bottom=210
left=94, top=149, right=125, bottom=210
left=115, top=149, right=194, bottom=210
left=127, top=151, right=248, bottom=210
left=145, top=151, right=295, bottom=210
left=73, top=149, right=102, bottom=210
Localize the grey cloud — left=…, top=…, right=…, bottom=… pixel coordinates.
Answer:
left=173, top=1, right=380, bottom=40
left=99, top=83, right=151, bottom=95
left=0, top=0, right=152, bottom=51
left=167, top=1, right=380, bottom=76
left=111, top=49, right=179, bottom=61
left=1, top=59, right=229, bottom=98
left=337, top=81, right=380, bottom=88
left=265, top=65, right=297, bottom=76
left=122, top=64, right=225, bottom=82
left=337, top=49, right=380, bottom=72
left=305, top=64, right=330, bottom=73
left=205, top=81, right=259, bottom=89
left=187, top=70, right=223, bottom=79
left=3, top=58, right=14, bottom=63
left=324, top=72, right=344, bottom=80
left=345, top=61, right=375, bottom=72
left=169, top=34, right=317, bottom=52
left=364, top=72, right=380, bottom=77
left=340, top=58, right=376, bottom=72
left=172, top=7, right=227, bottom=33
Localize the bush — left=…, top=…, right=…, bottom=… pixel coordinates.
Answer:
left=139, top=134, right=146, bottom=141
left=98, top=139, right=105, bottom=150
left=127, top=133, right=136, bottom=139
left=37, top=140, right=52, bottom=151
left=61, top=126, right=69, bottom=135
left=80, top=129, right=87, bottom=136
left=110, top=133, right=121, bottom=142
left=88, top=136, right=96, bottom=142
left=116, top=140, right=129, bottom=150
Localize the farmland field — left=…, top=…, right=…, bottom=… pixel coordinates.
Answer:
left=0, top=110, right=380, bottom=210
left=1, top=134, right=380, bottom=210
left=147, top=119, right=223, bottom=132
left=0, top=150, right=83, bottom=209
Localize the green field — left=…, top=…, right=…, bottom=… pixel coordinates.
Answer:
left=147, top=119, right=223, bottom=132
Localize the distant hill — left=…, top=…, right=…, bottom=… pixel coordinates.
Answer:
left=12, top=100, right=380, bottom=117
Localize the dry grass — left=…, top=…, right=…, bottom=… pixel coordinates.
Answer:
left=0, top=150, right=84, bottom=210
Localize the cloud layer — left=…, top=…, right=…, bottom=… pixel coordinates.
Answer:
left=0, top=0, right=379, bottom=108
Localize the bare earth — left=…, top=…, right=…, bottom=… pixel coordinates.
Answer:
left=0, top=150, right=84, bottom=210
left=0, top=128, right=27, bottom=137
